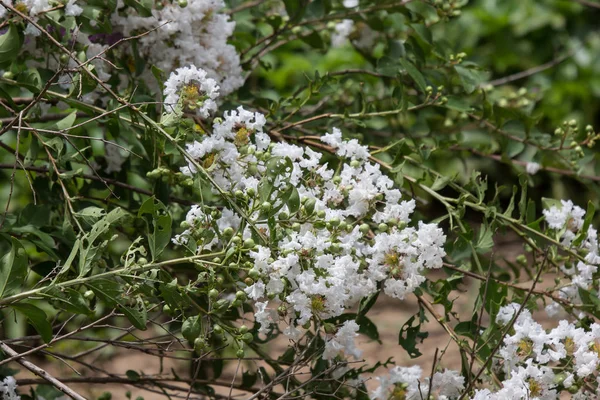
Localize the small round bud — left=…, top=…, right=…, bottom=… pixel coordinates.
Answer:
left=554, top=128, right=563, bottom=135
left=236, top=290, right=247, bottom=301
left=267, top=292, right=276, bottom=300
left=208, top=289, right=219, bottom=299
left=568, top=119, right=577, bottom=128
left=231, top=299, right=242, bottom=307
left=235, top=190, right=245, bottom=199
left=216, top=275, right=225, bottom=285
left=239, top=325, right=249, bottom=334
left=277, top=305, right=287, bottom=316
left=244, top=238, right=255, bottom=249
left=247, top=187, right=256, bottom=197
left=292, top=223, right=301, bottom=232
left=333, top=176, right=342, bottom=184
left=138, top=257, right=148, bottom=265
left=359, top=224, right=370, bottom=234
left=212, top=257, right=221, bottom=264
left=378, top=223, right=388, bottom=232
left=178, top=0, right=188, bottom=6
left=194, top=337, right=206, bottom=353
left=586, top=125, right=594, bottom=132
left=236, top=349, right=245, bottom=358
left=222, top=227, right=234, bottom=238
left=163, top=304, right=172, bottom=314
left=350, top=160, right=361, bottom=168
left=261, top=202, right=272, bottom=213
left=180, top=221, right=190, bottom=229
left=241, top=332, right=254, bottom=343
left=248, top=269, right=260, bottom=280
left=278, top=211, right=289, bottom=221
left=231, top=236, right=242, bottom=245
left=304, top=198, right=316, bottom=215
left=244, top=277, right=254, bottom=286
left=338, top=221, right=347, bottom=231
left=213, top=324, right=223, bottom=335
left=84, top=290, right=95, bottom=300
left=324, top=323, right=336, bottom=334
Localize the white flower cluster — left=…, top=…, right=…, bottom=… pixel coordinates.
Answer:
left=0, top=377, right=20, bottom=400
left=111, top=0, right=243, bottom=95
left=163, top=65, right=220, bottom=118
left=172, top=77, right=446, bottom=360
left=471, top=303, right=600, bottom=399
left=0, top=0, right=82, bottom=32
left=541, top=200, right=599, bottom=317
left=371, top=365, right=464, bottom=400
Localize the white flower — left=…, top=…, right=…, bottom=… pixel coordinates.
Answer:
left=0, top=377, right=20, bottom=400
left=526, top=162, right=541, bottom=175
left=331, top=20, right=354, bottom=48
left=112, top=0, right=243, bottom=95
left=163, top=65, right=220, bottom=118
left=65, top=0, right=83, bottom=16
left=323, top=320, right=362, bottom=361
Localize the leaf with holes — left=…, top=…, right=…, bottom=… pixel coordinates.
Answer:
left=138, top=197, right=172, bottom=260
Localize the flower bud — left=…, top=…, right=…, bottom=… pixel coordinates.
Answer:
left=208, top=289, right=219, bottom=299
left=236, top=349, right=245, bottom=358
left=244, top=238, right=255, bottom=248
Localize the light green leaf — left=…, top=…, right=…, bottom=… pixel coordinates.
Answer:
left=12, top=303, right=52, bottom=343
left=0, top=238, right=28, bottom=299
left=0, top=24, right=22, bottom=63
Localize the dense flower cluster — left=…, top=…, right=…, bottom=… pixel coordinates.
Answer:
left=171, top=65, right=446, bottom=350
left=542, top=200, right=599, bottom=317
left=0, top=377, right=20, bottom=400
left=111, top=0, right=243, bottom=94
left=371, top=365, right=465, bottom=400
left=470, top=304, right=600, bottom=399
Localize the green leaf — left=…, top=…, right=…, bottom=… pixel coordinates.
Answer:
left=399, top=58, right=427, bottom=92
left=138, top=198, right=172, bottom=260
left=182, top=315, right=202, bottom=343
left=454, top=65, right=485, bottom=94
left=55, top=111, right=78, bottom=131
left=0, top=24, right=23, bottom=63
left=126, top=370, right=141, bottom=382
left=12, top=303, right=52, bottom=343
left=0, top=238, right=28, bottom=299
left=398, top=314, right=429, bottom=358
left=78, top=208, right=129, bottom=277
left=123, top=0, right=153, bottom=17
left=300, top=31, right=324, bottom=49
left=87, top=279, right=147, bottom=330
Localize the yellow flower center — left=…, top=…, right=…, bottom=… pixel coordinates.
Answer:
left=235, top=126, right=250, bottom=146
left=389, top=385, right=407, bottom=400
left=517, top=338, right=534, bottom=358
left=527, top=378, right=542, bottom=397
left=203, top=152, right=216, bottom=169
left=311, top=295, right=326, bottom=312
left=15, top=2, right=28, bottom=13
